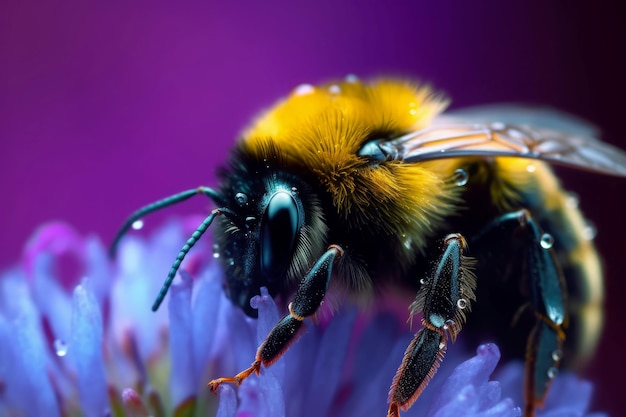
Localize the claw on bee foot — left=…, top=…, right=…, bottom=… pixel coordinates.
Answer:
left=207, top=360, right=261, bottom=393
left=387, top=402, right=400, bottom=417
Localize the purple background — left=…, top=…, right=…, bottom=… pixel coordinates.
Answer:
left=2, top=1, right=625, bottom=414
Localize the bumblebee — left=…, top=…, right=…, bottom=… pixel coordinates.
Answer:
left=111, top=77, right=626, bottom=417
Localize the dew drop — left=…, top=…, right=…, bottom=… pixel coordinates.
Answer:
left=526, top=164, right=536, bottom=173
left=540, top=233, right=554, bottom=249
left=235, top=192, right=248, bottom=205
left=443, top=324, right=449, bottom=330
left=583, top=222, right=597, bottom=240
left=291, top=186, right=298, bottom=194
left=213, top=252, right=220, bottom=259
left=547, top=367, right=559, bottom=379
left=228, top=258, right=235, bottom=266
left=551, top=348, right=563, bottom=361
left=420, top=278, right=427, bottom=285
left=438, top=342, right=445, bottom=350
left=566, top=193, right=579, bottom=209
left=54, top=339, right=68, bottom=357
left=212, top=244, right=220, bottom=259
left=328, top=84, right=341, bottom=94
left=131, top=219, right=144, bottom=230
left=457, top=299, right=468, bottom=309
left=293, top=83, right=315, bottom=96
left=454, top=168, right=469, bottom=186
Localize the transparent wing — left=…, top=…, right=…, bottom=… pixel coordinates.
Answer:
left=379, top=106, right=626, bottom=177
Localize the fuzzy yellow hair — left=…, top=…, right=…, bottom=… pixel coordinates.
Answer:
left=239, top=78, right=460, bottom=251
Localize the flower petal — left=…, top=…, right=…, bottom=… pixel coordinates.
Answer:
left=0, top=271, right=60, bottom=417
left=70, top=279, right=109, bottom=417
left=191, top=264, right=224, bottom=383
left=168, top=270, right=195, bottom=406
left=216, top=385, right=237, bottom=417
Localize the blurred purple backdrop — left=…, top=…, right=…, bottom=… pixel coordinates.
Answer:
left=2, top=0, right=625, bottom=415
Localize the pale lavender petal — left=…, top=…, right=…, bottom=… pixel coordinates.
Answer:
left=334, top=314, right=411, bottom=416
left=216, top=385, right=237, bottom=417
left=22, top=222, right=86, bottom=289
left=111, top=235, right=169, bottom=361
left=0, top=272, right=60, bottom=417
left=497, top=362, right=606, bottom=417
left=30, top=253, right=73, bottom=346
left=70, top=279, right=109, bottom=417
left=191, top=263, right=224, bottom=383
left=427, top=344, right=521, bottom=417
left=428, top=343, right=501, bottom=412
left=238, top=372, right=285, bottom=417
left=304, top=308, right=357, bottom=417
left=84, top=236, right=114, bottom=305
left=237, top=288, right=286, bottom=417
left=168, top=270, right=195, bottom=406
left=250, top=287, right=283, bottom=381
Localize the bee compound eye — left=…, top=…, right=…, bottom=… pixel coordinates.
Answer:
left=260, top=191, right=300, bottom=278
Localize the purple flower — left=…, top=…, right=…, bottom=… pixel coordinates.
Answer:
left=0, top=220, right=606, bottom=417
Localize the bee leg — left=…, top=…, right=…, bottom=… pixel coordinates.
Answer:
left=474, top=210, right=566, bottom=417
left=388, top=234, right=476, bottom=417
left=208, top=245, right=343, bottom=392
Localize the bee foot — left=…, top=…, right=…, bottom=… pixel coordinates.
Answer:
left=207, top=361, right=261, bottom=393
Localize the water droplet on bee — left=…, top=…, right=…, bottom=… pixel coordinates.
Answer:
left=454, top=168, right=469, bottom=186
left=540, top=233, right=554, bottom=249
left=131, top=219, right=144, bottom=230
left=547, top=367, right=559, bottom=379
left=328, top=84, right=341, bottom=94
left=293, top=84, right=315, bottom=96
left=566, top=193, right=579, bottom=208
left=291, top=187, right=298, bottom=194
left=235, top=192, right=248, bottom=205
left=228, top=258, right=235, bottom=266
left=526, top=164, right=536, bottom=173
left=420, top=278, right=427, bottom=285
left=213, top=252, right=220, bottom=259
left=212, top=244, right=220, bottom=258
left=551, top=349, right=563, bottom=361
left=54, top=339, right=68, bottom=357
left=583, top=222, right=597, bottom=240
left=438, top=342, right=445, bottom=349
left=457, top=299, right=468, bottom=309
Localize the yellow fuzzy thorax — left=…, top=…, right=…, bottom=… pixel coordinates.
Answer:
left=238, top=78, right=459, bottom=249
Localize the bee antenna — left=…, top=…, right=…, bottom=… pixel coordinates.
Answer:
left=151, top=207, right=234, bottom=312
left=109, top=187, right=224, bottom=258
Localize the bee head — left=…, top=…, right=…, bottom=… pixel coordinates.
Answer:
left=214, top=151, right=328, bottom=317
